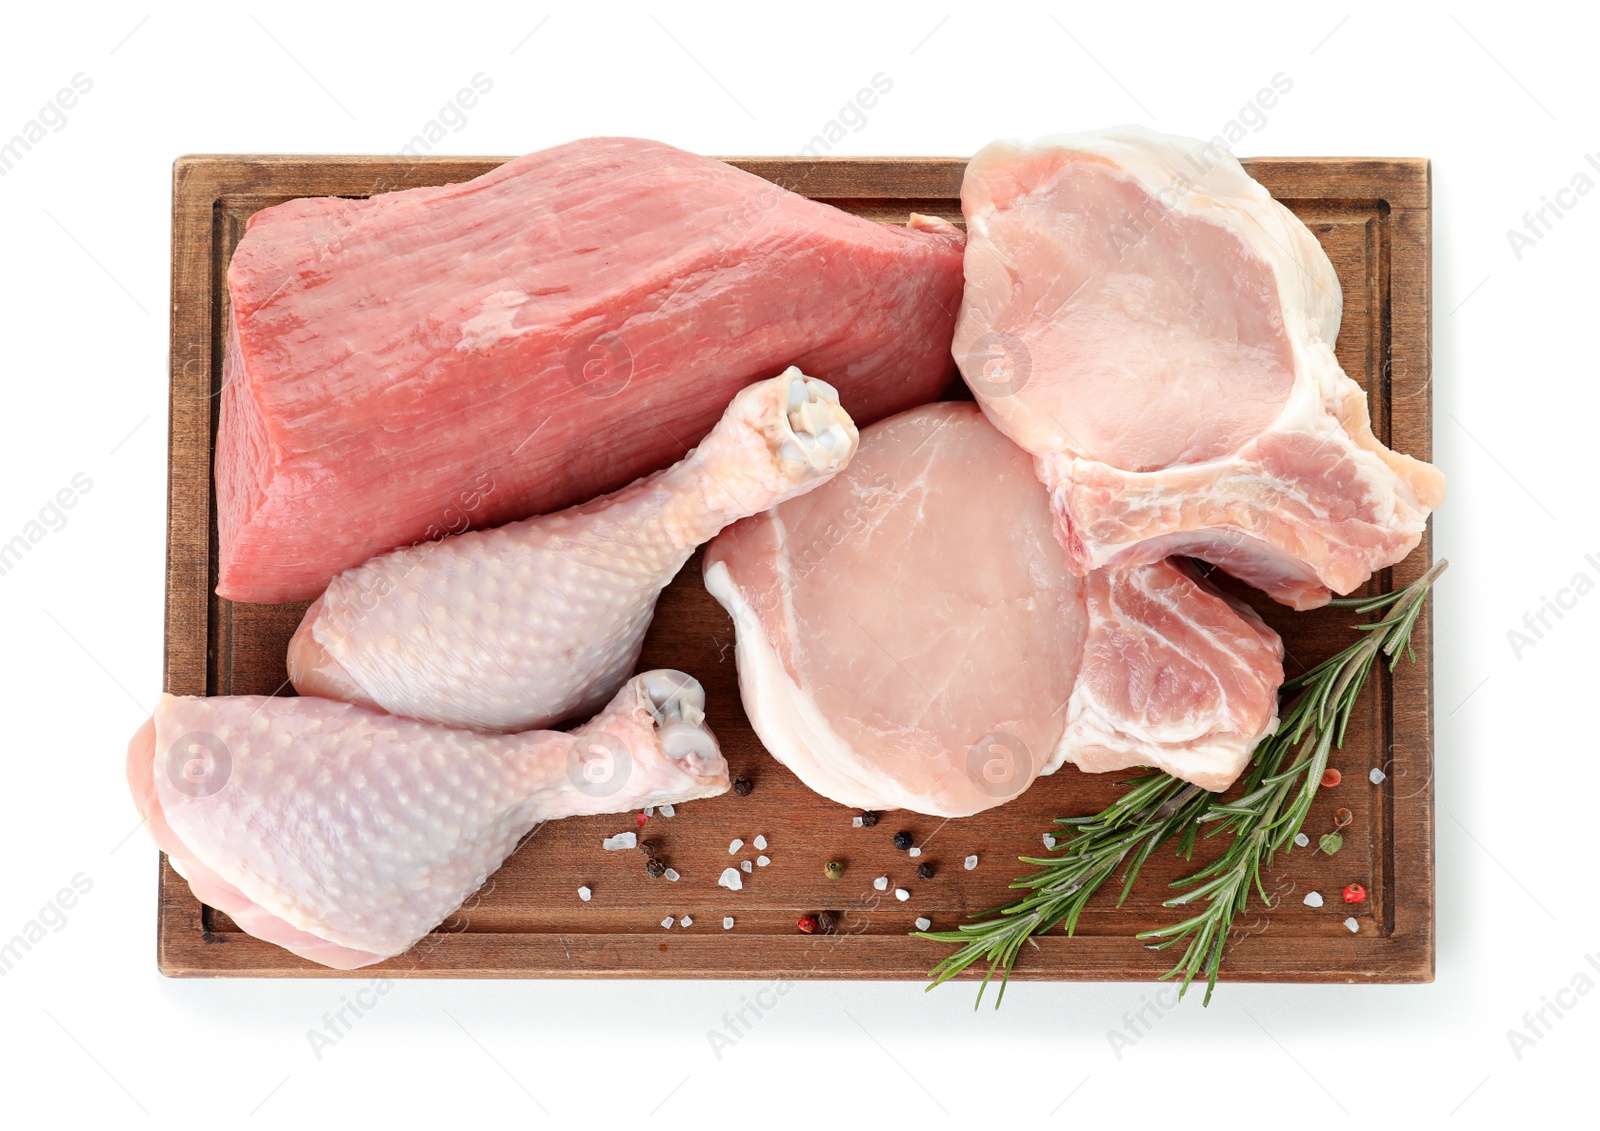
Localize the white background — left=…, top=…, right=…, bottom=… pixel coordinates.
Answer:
left=0, top=0, right=1591, bottom=1125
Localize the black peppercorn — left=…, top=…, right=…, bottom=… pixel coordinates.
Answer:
left=645, top=857, right=667, bottom=879
left=732, top=777, right=753, bottom=796
left=892, top=830, right=913, bottom=851
left=817, top=910, right=840, bottom=934
left=917, top=862, right=935, bottom=880
left=860, top=810, right=881, bottom=828
left=638, top=839, right=660, bottom=856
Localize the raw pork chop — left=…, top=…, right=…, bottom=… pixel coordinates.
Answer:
left=289, top=369, right=858, bottom=731
left=127, top=672, right=722, bottom=969
left=953, top=127, right=1446, bottom=609
left=217, top=137, right=964, bottom=603
left=704, top=402, right=1282, bottom=816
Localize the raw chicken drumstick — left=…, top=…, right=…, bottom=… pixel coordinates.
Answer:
left=128, top=671, right=724, bottom=969
left=288, top=368, right=858, bottom=732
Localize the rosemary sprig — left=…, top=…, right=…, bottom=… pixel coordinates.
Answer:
left=921, top=772, right=1213, bottom=1008
left=919, top=558, right=1447, bottom=1008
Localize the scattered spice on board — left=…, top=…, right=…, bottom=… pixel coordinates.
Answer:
left=893, top=831, right=913, bottom=850
left=1343, top=883, right=1367, bottom=903
left=1320, top=767, right=1342, bottom=788
left=797, top=915, right=818, bottom=934
left=917, top=862, right=935, bottom=880
left=732, top=777, right=753, bottom=796
left=824, top=860, right=845, bottom=880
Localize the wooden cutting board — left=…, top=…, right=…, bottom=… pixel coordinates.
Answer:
left=160, top=153, right=1434, bottom=983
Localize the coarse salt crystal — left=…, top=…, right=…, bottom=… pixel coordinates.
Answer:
left=908, top=846, right=922, bottom=858
left=660, top=916, right=674, bottom=929
left=723, top=917, right=735, bottom=930
left=894, top=888, right=910, bottom=902
left=1344, top=917, right=1360, bottom=933
left=718, top=867, right=743, bottom=891
left=577, top=886, right=592, bottom=902
left=741, top=860, right=753, bottom=873
left=753, top=834, right=768, bottom=850
left=874, top=876, right=889, bottom=891
left=603, top=832, right=637, bottom=851
left=1294, top=832, right=1310, bottom=848
left=664, top=868, right=680, bottom=882
left=1304, top=891, right=1324, bottom=908
left=643, top=806, right=655, bottom=817
left=852, top=816, right=864, bottom=828
left=914, top=916, right=931, bottom=931
left=728, top=838, right=744, bottom=854
left=756, top=855, right=771, bottom=867
left=964, top=854, right=979, bottom=870
left=1043, top=833, right=1057, bottom=849
left=1370, top=767, right=1387, bottom=784
left=659, top=803, right=676, bottom=817
left=680, top=915, right=693, bottom=928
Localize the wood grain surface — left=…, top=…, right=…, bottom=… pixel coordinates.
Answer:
left=160, top=153, right=1434, bottom=982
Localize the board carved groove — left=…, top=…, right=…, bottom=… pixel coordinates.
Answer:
left=160, top=154, right=1434, bottom=980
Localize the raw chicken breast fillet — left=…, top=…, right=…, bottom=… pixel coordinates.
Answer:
left=705, top=402, right=1283, bottom=816
left=216, top=137, right=964, bottom=603
left=127, top=672, right=723, bottom=969
left=288, top=369, right=858, bottom=732
left=954, top=127, right=1445, bottom=609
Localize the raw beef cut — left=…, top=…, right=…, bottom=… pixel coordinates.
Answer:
left=704, top=402, right=1282, bottom=816
left=289, top=369, right=858, bottom=731
left=217, top=137, right=965, bottom=603
left=953, top=127, right=1445, bottom=610
left=127, top=671, right=723, bottom=969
